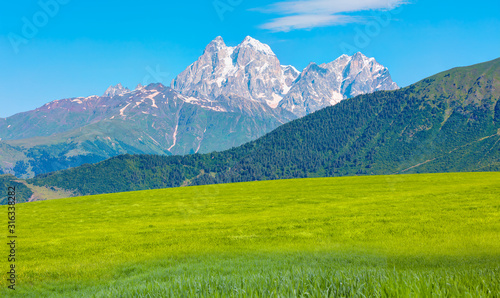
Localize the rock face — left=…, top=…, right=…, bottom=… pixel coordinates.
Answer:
left=173, top=37, right=398, bottom=117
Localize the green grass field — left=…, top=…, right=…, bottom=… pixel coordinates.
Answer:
left=1, top=172, right=499, bottom=297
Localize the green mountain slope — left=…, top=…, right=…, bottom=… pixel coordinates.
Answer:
left=28, top=58, right=500, bottom=197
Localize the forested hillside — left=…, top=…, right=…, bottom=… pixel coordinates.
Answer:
left=28, top=58, right=500, bottom=197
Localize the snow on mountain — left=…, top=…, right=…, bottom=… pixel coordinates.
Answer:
left=0, top=36, right=400, bottom=178
left=103, top=83, right=130, bottom=97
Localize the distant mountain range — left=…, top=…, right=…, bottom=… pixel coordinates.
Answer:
left=0, top=36, right=397, bottom=178
left=26, top=57, right=500, bottom=198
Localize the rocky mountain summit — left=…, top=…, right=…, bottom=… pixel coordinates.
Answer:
left=279, top=52, right=399, bottom=116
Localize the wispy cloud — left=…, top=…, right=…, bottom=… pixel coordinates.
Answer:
left=255, top=0, right=407, bottom=32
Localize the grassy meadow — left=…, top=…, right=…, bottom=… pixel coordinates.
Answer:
left=1, top=172, right=499, bottom=297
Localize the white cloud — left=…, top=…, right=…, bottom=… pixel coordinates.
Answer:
left=261, top=14, right=359, bottom=32
left=256, top=0, right=407, bottom=32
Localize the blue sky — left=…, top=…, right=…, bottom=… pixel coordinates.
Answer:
left=0, top=0, right=499, bottom=118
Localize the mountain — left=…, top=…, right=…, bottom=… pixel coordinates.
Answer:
left=0, top=36, right=396, bottom=178
left=27, top=57, right=500, bottom=197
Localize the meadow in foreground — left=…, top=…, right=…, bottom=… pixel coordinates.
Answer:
left=1, top=172, right=499, bottom=297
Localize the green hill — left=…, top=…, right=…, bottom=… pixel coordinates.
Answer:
left=1, top=173, right=499, bottom=296
left=27, top=58, right=500, bottom=197
left=0, top=174, right=33, bottom=204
